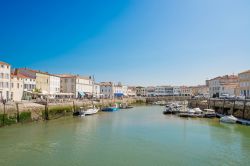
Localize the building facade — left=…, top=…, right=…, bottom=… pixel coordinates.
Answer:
left=136, top=86, right=146, bottom=97
left=0, top=62, right=11, bottom=100
left=208, top=75, right=238, bottom=97
left=127, top=86, right=136, bottom=97
left=155, top=86, right=173, bottom=96
left=36, top=72, right=50, bottom=95
left=49, top=75, right=60, bottom=98
left=100, top=82, right=114, bottom=99
left=191, top=85, right=209, bottom=96
left=180, top=86, right=192, bottom=96
left=59, top=74, right=93, bottom=98
left=239, top=70, right=250, bottom=98
left=93, top=83, right=100, bottom=98
left=146, top=86, right=156, bottom=97
left=10, top=74, right=24, bottom=101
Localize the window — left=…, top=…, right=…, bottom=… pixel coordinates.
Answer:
left=17, top=83, right=19, bottom=88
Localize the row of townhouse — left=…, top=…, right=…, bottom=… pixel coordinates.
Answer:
left=99, top=82, right=129, bottom=99
left=238, top=70, right=250, bottom=98
left=0, top=61, right=99, bottom=101
left=207, top=70, right=250, bottom=98
left=135, top=86, right=195, bottom=97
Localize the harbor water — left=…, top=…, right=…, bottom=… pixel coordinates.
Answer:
left=0, top=106, right=250, bottom=166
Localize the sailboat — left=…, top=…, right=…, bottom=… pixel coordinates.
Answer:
left=85, top=76, right=99, bottom=115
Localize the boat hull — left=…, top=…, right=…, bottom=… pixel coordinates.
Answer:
left=102, top=107, right=119, bottom=112
left=85, top=108, right=99, bottom=115
left=220, top=116, right=238, bottom=124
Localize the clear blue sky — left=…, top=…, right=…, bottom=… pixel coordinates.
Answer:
left=0, top=0, right=250, bottom=86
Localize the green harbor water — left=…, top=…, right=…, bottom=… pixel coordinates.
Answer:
left=1, top=106, right=250, bottom=166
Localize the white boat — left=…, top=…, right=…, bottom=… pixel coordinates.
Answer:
left=203, top=109, right=216, bottom=118
left=220, top=115, right=238, bottom=124
left=85, top=106, right=99, bottom=115
left=193, top=108, right=203, bottom=114
left=84, top=76, right=99, bottom=116
left=73, top=107, right=85, bottom=117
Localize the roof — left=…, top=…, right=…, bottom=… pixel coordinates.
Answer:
left=11, top=73, right=26, bottom=79
left=239, top=70, right=250, bottom=75
left=56, top=74, right=91, bottom=80
left=100, top=82, right=113, bottom=86
left=209, top=75, right=238, bottom=81
left=0, top=61, right=10, bottom=66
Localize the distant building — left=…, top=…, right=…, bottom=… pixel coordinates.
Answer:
left=113, top=82, right=128, bottom=98
left=146, top=86, right=156, bottom=97
left=0, top=61, right=11, bottom=100
left=36, top=72, right=50, bottom=95
left=180, top=86, right=192, bottom=96
left=12, top=68, right=37, bottom=100
left=58, top=74, right=93, bottom=98
left=136, top=86, right=146, bottom=97
left=10, top=74, right=24, bottom=101
left=127, top=86, right=136, bottom=97
left=238, top=70, right=250, bottom=98
left=190, top=85, right=209, bottom=96
left=93, top=83, right=100, bottom=98
left=208, top=75, right=238, bottom=97
left=173, top=86, right=181, bottom=96
left=155, top=86, right=173, bottom=96
left=100, top=82, right=114, bottom=99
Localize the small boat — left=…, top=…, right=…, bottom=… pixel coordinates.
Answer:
left=85, top=106, right=99, bottom=115
left=119, top=103, right=133, bottom=109
left=203, top=109, right=216, bottom=118
left=102, top=104, right=119, bottom=112
left=73, top=107, right=85, bottom=117
left=102, top=107, right=119, bottom=112
left=193, top=108, right=203, bottom=114
left=220, top=115, right=238, bottom=124
left=163, top=106, right=172, bottom=114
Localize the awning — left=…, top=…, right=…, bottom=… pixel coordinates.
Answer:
left=114, top=93, right=124, bottom=97
left=78, top=91, right=85, bottom=96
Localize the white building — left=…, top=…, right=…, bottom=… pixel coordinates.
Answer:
left=127, top=86, right=136, bottom=97
left=23, top=76, right=36, bottom=92
left=0, top=61, right=11, bottom=100
left=49, top=75, right=60, bottom=98
left=146, top=86, right=156, bottom=97
left=208, top=75, right=238, bottom=97
left=173, top=86, right=181, bottom=96
left=155, top=86, right=173, bottom=96
left=75, top=76, right=93, bottom=98
left=10, top=74, right=24, bottom=101
left=93, top=83, right=100, bottom=98
left=180, top=86, right=192, bottom=96
left=100, top=82, right=114, bottom=99
left=122, top=85, right=128, bottom=97
left=58, top=74, right=94, bottom=98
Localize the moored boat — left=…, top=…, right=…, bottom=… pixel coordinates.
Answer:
left=220, top=115, right=238, bottom=124
left=102, top=107, right=119, bottom=112
left=73, top=107, right=85, bottom=117
left=203, top=109, right=216, bottom=118
left=85, top=106, right=99, bottom=115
